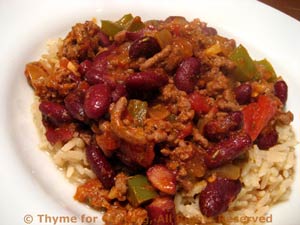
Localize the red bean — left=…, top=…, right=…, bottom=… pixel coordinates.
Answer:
left=78, top=60, right=92, bottom=75
left=85, top=50, right=116, bottom=86
left=202, top=26, right=217, bottom=36
left=125, top=71, right=168, bottom=91
left=85, top=68, right=108, bottom=85
left=39, top=101, right=72, bottom=126
left=205, top=132, right=252, bottom=169
left=86, top=144, right=115, bottom=189
left=147, top=165, right=176, bottom=195
left=64, top=83, right=89, bottom=121
left=84, top=83, right=111, bottom=119
left=234, top=83, right=252, bottom=105
left=146, top=197, right=176, bottom=225
left=204, top=111, right=243, bottom=141
left=174, top=57, right=201, bottom=93
left=199, top=177, right=242, bottom=217
left=274, top=80, right=288, bottom=104
left=93, top=50, right=111, bottom=67
left=129, top=36, right=161, bottom=59
left=255, top=128, right=278, bottom=150
left=112, top=83, right=127, bottom=102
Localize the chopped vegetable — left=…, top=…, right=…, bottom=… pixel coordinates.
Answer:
left=148, top=104, right=170, bottom=120
left=242, top=95, right=278, bottom=141
left=127, top=175, right=158, bottom=207
left=229, top=44, right=260, bottom=82
left=127, top=99, right=148, bottom=126
left=189, top=92, right=211, bottom=114
left=101, top=14, right=145, bottom=37
left=204, top=42, right=222, bottom=56
left=155, top=29, right=173, bottom=48
left=101, top=20, right=123, bottom=37
left=126, top=16, right=145, bottom=32
left=255, top=59, right=277, bottom=82
left=115, top=14, right=134, bottom=27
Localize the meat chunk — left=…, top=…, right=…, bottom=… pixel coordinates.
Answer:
left=74, top=178, right=110, bottom=209
left=58, top=21, right=103, bottom=62
left=25, top=61, right=80, bottom=99
left=103, top=204, right=148, bottom=225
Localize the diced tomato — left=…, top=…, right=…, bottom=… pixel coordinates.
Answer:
left=242, top=95, right=278, bottom=141
left=96, top=131, right=120, bottom=157
left=45, top=125, right=74, bottom=145
left=118, top=141, right=155, bottom=168
left=189, top=92, right=211, bottom=114
left=178, top=123, right=193, bottom=139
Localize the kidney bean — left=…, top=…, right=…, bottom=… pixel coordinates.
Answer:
left=85, top=68, right=108, bottom=85
left=112, top=83, right=127, bottom=102
left=39, top=101, right=72, bottom=126
left=97, top=30, right=111, bottom=47
left=86, top=143, right=115, bottom=189
left=64, top=83, right=89, bottom=121
left=204, top=111, right=243, bottom=142
left=78, top=60, right=92, bottom=75
left=125, top=71, right=168, bottom=91
left=147, top=165, right=176, bottom=195
left=93, top=50, right=111, bottom=65
left=274, top=80, right=288, bottom=104
left=255, top=128, right=278, bottom=150
left=205, top=132, right=252, bottom=169
left=202, top=26, right=217, bottom=36
left=165, top=16, right=188, bottom=24
left=129, top=36, right=161, bottom=59
left=84, top=83, right=112, bottom=119
left=146, top=197, right=176, bottom=225
left=199, top=177, right=242, bottom=217
left=234, top=83, right=252, bottom=105
left=174, top=57, right=201, bottom=93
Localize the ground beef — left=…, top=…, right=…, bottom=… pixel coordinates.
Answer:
left=206, top=72, right=230, bottom=96
left=107, top=173, right=128, bottom=201
left=162, top=141, right=206, bottom=191
left=103, top=204, right=148, bottom=225
left=25, top=61, right=80, bottom=100
left=74, top=178, right=110, bottom=209
left=57, top=21, right=103, bottom=62
left=275, top=111, right=294, bottom=125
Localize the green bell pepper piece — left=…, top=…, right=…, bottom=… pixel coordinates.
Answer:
left=127, top=99, right=148, bottom=126
left=255, top=59, right=277, bottom=82
left=155, top=29, right=172, bottom=48
left=229, top=44, right=260, bottom=82
left=126, top=16, right=145, bottom=32
left=127, top=175, right=158, bottom=207
left=116, top=13, right=134, bottom=27
left=101, top=14, right=145, bottom=37
left=101, top=20, right=123, bottom=37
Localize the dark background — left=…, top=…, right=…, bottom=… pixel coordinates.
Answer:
left=259, top=0, right=300, bottom=20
